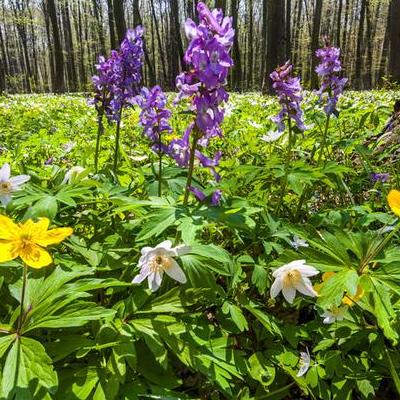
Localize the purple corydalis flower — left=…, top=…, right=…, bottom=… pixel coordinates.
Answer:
left=171, top=2, right=234, bottom=202
left=270, top=61, right=307, bottom=133
left=137, top=86, right=172, bottom=154
left=91, top=26, right=144, bottom=121
left=315, top=37, right=347, bottom=116
left=371, top=173, right=390, bottom=183
left=189, top=186, right=222, bottom=206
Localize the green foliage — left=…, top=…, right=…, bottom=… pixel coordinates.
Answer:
left=0, top=91, right=400, bottom=399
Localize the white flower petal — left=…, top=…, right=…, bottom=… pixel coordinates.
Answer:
left=169, top=244, right=191, bottom=257
left=0, top=194, right=11, bottom=206
left=165, top=259, right=187, bottom=283
left=295, top=265, right=319, bottom=277
left=148, top=271, right=163, bottom=292
left=294, top=278, right=318, bottom=298
left=155, top=240, right=172, bottom=251
left=132, top=269, right=149, bottom=284
left=140, top=246, right=154, bottom=256
left=0, top=163, right=10, bottom=181
left=270, top=276, right=283, bottom=299
left=282, top=285, right=296, bottom=303
left=9, top=174, right=30, bottom=186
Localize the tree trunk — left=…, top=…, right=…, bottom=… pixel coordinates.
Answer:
left=263, top=0, right=286, bottom=94
left=46, top=0, right=64, bottom=92
left=363, top=0, right=373, bottom=88
left=246, top=0, right=254, bottom=89
left=336, top=0, right=343, bottom=47
left=354, top=0, right=366, bottom=89
left=389, top=0, right=400, bottom=82
left=286, top=0, right=291, bottom=60
left=310, top=0, right=323, bottom=89
left=230, top=0, right=242, bottom=90
left=107, top=0, right=117, bottom=49
left=113, top=0, right=126, bottom=44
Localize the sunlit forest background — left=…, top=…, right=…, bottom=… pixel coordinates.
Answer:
left=1, top=0, right=399, bottom=94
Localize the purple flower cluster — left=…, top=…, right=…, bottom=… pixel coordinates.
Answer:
left=171, top=2, right=234, bottom=205
left=270, top=61, right=307, bottom=133
left=92, top=27, right=144, bottom=121
left=315, top=38, right=347, bottom=115
left=370, top=172, right=390, bottom=184
left=137, top=86, right=172, bottom=154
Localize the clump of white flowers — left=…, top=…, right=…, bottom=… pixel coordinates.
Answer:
left=321, top=305, right=348, bottom=324
left=0, top=163, right=30, bottom=206
left=297, top=348, right=311, bottom=377
left=62, top=166, right=86, bottom=184
left=270, top=260, right=319, bottom=303
left=132, top=240, right=190, bottom=292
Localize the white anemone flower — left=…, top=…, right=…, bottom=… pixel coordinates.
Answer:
left=261, top=130, right=285, bottom=143
left=0, top=163, right=30, bottom=206
left=248, top=120, right=262, bottom=129
left=62, top=166, right=86, bottom=184
left=289, top=235, right=309, bottom=250
left=321, top=305, right=348, bottom=324
left=270, top=260, right=319, bottom=303
left=297, top=348, right=311, bottom=377
left=132, top=240, right=191, bottom=292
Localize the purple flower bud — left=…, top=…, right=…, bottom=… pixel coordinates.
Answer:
left=370, top=173, right=390, bottom=183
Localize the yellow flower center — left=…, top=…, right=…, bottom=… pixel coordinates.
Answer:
left=283, top=269, right=302, bottom=287
left=0, top=182, right=11, bottom=192
left=150, top=255, right=172, bottom=273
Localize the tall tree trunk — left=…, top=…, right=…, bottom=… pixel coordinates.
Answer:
left=336, top=0, right=343, bottom=47
left=107, top=0, right=117, bottom=49
left=363, top=0, right=373, bottom=88
left=62, top=0, right=77, bottom=91
left=230, top=0, right=242, bottom=90
left=263, top=0, right=286, bottom=94
left=261, top=0, right=267, bottom=89
left=46, top=0, right=64, bottom=92
left=354, top=0, right=366, bottom=89
left=93, top=0, right=106, bottom=55
left=168, top=0, right=184, bottom=88
left=150, top=0, right=167, bottom=85
left=247, top=0, right=254, bottom=89
left=286, top=0, right=291, bottom=60
left=389, top=0, right=400, bottom=82
left=113, top=0, right=126, bottom=44
left=310, top=0, right=323, bottom=89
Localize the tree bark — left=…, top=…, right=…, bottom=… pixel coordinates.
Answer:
left=263, top=0, right=286, bottom=94
left=310, top=0, right=323, bottom=89
left=230, top=0, right=242, bottom=90
left=389, top=0, right=400, bottom=82
left=113, top=0, right=126, bottom=44
left=107, top=0, right=117, bottom=49
left=354, top=0, right=366, bottom=89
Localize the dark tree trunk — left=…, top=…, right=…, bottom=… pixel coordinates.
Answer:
left=62, top=0, right=77, bottom=91
left=247, top=0, right=254, bottom=89
left=150, top=0, right=167, bottom=85
left=230, top=0, right=242, bottom=90
left=93, top=0, right=106, bottom=55
left=113, top=0, right=126, bottom=44
left=215, top=0, right=226, bottom=14
left=263, top=0, right=286, bottom=94
left=310, top=0, right=323, bottom=89
left=261, top=0, right=267, bottom=88
left=292, top=0, right=303, bottom=68
left=364, top=0, right=373, bottom=88
left=389, top=0, right=400, bottom=82
left=286, top=0, right=291, bottom=60
left=168, top=0, right=184, bottom=88
left=46, top=0, right=64, bottom=92
left=355, top=0, right=366, bottom=89
left=107, top=0, right=117, bottom=49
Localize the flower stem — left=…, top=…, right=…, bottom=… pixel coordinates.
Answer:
left=17, top=263, right=28, bottom=333
left=158, top=133, right=163, bottom=197
left=183, top=128, right=199, bottom=206
left=317, top=114, right=331, bottom=165
left=112, top=108, right=123, bottom=175
left=275, top=117, right=293, bottom=214
left=94, top=112, right=104, bottom=173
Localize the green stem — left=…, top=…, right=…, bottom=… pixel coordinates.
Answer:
left=183, top=128, right=199, bottom=206
left=17, top=264, right=28, bottom=334
left=275, top=117, right=293, bottom=214
left=112, top=108, right=123, bottom=175
left=94, top=112, right=104, bottom=173
left=158, top=132, right=163, bottom=197
left=360, top=223, right=400, bottom=273
left=317, top=114, right=331, bottom=165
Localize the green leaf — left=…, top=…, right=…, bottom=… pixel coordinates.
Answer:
left=0, top=336, right=58, bottom=398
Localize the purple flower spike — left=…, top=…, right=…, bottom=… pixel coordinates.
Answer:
left=171, top=2, right=234, bottom=199
left=315, top=37, right=347, bottom=116
left=270, top=61, right=307, bottom=133
left=91, top=26, right=144, bottom=122
left=137, top=85, right=172, bottom=155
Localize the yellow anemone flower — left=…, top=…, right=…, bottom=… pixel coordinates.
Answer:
left=0, top=216, right=73, bottom=268
left=388, top=189, right=400, bottom=217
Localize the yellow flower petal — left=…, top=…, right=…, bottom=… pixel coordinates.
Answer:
left=388, top=189, right=400, bottom=217
left=342, top=286, right=364, bottom=307
left=34, top=227, right=73, bottom=247
left=0, top=216, right=19, bottom=240
left=20, top=244, right=53, bottom=268
left=0, top=242, right=18, bottom=263
left=322, top=271, right=336, bottom=281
